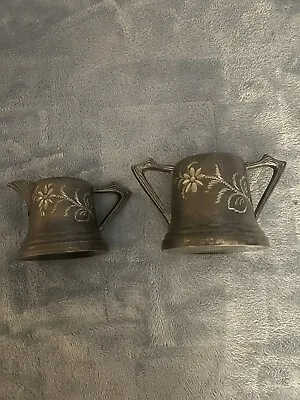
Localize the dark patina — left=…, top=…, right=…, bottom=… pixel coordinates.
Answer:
left=132, top=153, right=286, bottom=253
left=8, top=177, right=131, bottom=260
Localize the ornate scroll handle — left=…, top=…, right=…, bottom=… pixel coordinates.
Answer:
left=131, top=158, right=174, bottom=224
left=93, top=182, right=131, bottom=231
left=246, top=154, right=286, bottom=219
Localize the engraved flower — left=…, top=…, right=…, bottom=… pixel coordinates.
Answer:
left=180, top=166, right=206, bottom=195
left=176, top=162, right=252, bottom=213
left=33, top=184, right=56, bottom=216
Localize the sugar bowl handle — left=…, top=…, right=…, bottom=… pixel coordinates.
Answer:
left=131, top=158, right=174, bottom=224
left=93, top=183, right=131, bottom=231
left=246, top=154, right=286, bottom=219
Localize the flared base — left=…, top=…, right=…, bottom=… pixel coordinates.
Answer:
left=17, top=237, right=108, bottom=261
left=162, top=228, right=269, bottom=254
left=163, top=244, right=267, bottom=254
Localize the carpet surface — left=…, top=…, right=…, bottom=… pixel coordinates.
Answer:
left=0, top=0, right=299, bottom=399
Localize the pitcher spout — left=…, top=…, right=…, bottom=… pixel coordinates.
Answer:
left=8, top=180, right=35, bottom=210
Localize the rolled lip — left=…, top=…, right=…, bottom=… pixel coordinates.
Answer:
left=32, top=176, right=89, bottom=184
left=176, top=152, right=245, bottom=166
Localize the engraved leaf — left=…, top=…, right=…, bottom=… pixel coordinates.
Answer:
left=64, top=204, right=76, bottom=216
left=215, top=164, right=222, bottom=179
left=177, top=175, right=187, bottom=189
left=74, top=191, right=81, bottom=205
left=206, top=179, right=219, bottom=192
left=32, top=186, right=39, bottom=200
left=240, top=176, right=249, bottom=197
left=215, top=188, right=229, bottom=204
left=83, top=193, right=92, bottom=209
left=232, top=173, right=240, bottom=191
left=51, top=198, right=64, bottom=214
left=59, top=185, right=67, bottom=198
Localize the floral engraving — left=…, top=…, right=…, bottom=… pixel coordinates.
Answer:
left=178, top=166, right=205, bottom=197
left=177, top=163, right=252, bottom=214
left=32, top=184, right=95, bottom=222
left=33, top=184, right=57, bottom=216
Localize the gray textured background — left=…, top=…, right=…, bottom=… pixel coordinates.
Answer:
left=0, top=0, right=299, bottom=399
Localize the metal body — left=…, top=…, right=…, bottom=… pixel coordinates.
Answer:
left=8, top=177, right=131, bottom=261
left=132, top=153, right=286, bottom=253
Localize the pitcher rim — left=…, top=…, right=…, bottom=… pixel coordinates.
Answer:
left=176, top=152, right=245, bottom=166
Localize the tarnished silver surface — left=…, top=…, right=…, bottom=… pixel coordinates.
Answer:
left=132, top=154, right=286, bottom=253
left=8, top=178, right=131, bottom=260
left=0, top=0, right=299, bottom=399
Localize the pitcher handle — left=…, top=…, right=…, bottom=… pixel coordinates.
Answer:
left=246, top=154, right=286, bottom=219
left=93, top=182, right=131, bottom=231
left=131, top=158, right=174, bottom=224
